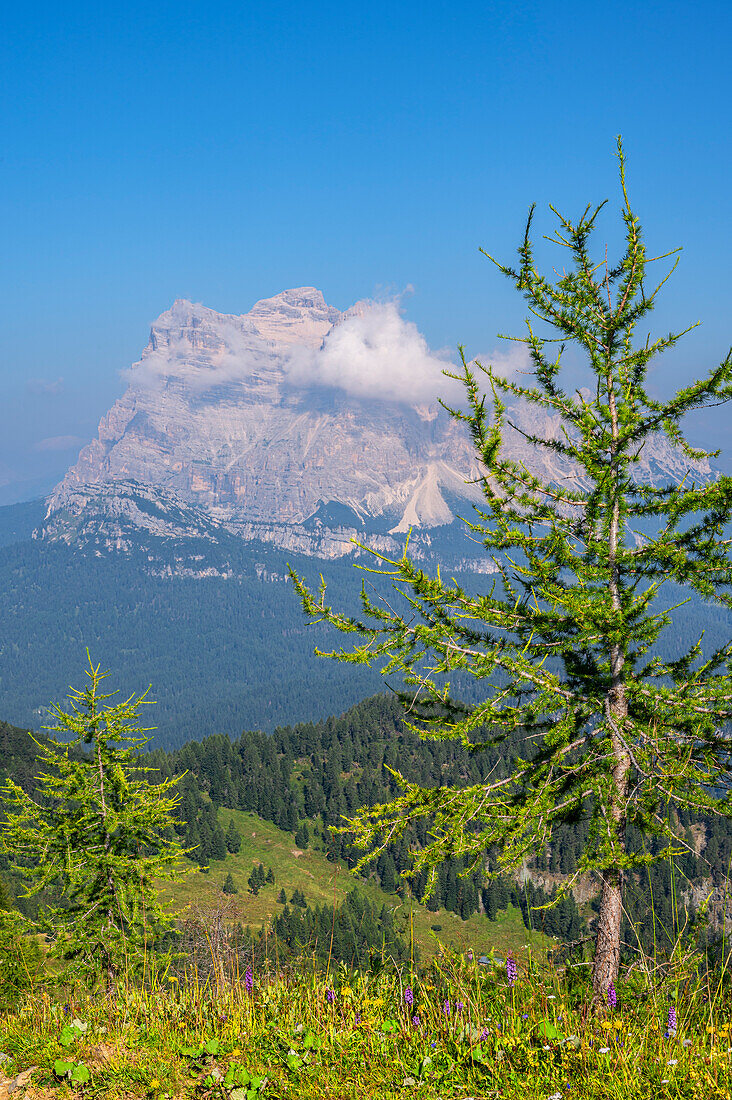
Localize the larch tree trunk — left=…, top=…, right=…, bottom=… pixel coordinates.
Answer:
left=591, top=381, right=631, bottom=1001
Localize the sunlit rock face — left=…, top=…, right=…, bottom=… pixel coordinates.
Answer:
left=46, top=289, right=481, bottom=540
left=42, top=287, right=713, bottom=558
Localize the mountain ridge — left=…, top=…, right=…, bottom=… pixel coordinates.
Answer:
left=41, top=287, right=716, bottom=561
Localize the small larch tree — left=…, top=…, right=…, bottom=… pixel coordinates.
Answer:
left=225, top=817, right=242, bottom=854
left=222, top=871, right=238, bottom=895
left=0, top=655, right=186, bottom=994
left=291, top=141, right=732, bottom=1000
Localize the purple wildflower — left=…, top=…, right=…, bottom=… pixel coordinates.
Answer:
left=607, top=981, right=617, bottom=1009
left=404, top=987, right=414, bottom=1007
left=353, top=1013, right=361, bottom=1026
left=664, top=1004, right=677, bottom=1036
left=244, top=965, right=253, bottom=994
left=412, top=1014, right=421, bottom=1028
left=443, top=999, right=451, bottom=1016
left=479, top=1027, right=489, bottom=1041
left=326, top=988, right=335, bottom=1004
left=506, top=953, right=518, bottom=987
left=456, top=1000, right=464, bottom=1013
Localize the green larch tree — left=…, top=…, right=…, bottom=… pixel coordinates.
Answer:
left=222, top=871, right=238, bottom=895
left=291, top=141, right=732, bottom=1000
left=225, top=817, right=242, bottom=854
left=0, top=655, right=187, bottom=995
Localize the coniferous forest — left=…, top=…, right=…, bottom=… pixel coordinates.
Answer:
left=0, top=507, right=729, bottom=749
left=3, top=688, right=731, bottom=964
left=1, top=127, right=731, bottom=1096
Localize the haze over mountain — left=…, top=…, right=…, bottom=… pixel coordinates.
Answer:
left=40, top=287, right=714, bottom=561
left=0, top=287, right=725, bottom=745
left=41, top=289, right=485, bottom=556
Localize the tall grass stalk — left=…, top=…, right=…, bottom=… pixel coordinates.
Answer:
left=1, top=933, right=730, bottom=1099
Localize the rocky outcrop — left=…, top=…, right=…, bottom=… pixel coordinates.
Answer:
left=45, top=289, right=482, bottom=541
left=42, top=287, right=715, bottom=561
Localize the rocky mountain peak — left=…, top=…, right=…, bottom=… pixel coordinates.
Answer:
left=144, top=288, right=341, bottom=362
left=41, top=287, right=717, bottom=559
left=44, top=288, right=481, bottom=544
left=246, top=286, right=342, bottom=347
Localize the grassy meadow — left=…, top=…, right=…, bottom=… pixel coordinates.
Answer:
left=3, top=810, right=732, bottom=1098
left=162, top=809, right=549, bottom=961
left=1, top=948, right=731, bottom=1099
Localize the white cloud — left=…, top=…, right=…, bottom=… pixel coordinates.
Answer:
left=26, top=377, right=65, bottom=396
left=284, top=300, right=461, bottom=406
left=34, top=435, right=84, bottom=452
left=285, top=300, right=533, bottom=408
left=121, top=295, right=533, bottom=409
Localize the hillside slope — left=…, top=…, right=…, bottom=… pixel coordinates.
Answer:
left=162, top=809, right=548, bottom=961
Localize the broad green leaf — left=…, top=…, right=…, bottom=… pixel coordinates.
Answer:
left=71, top=1063, right=90, bottom=1084
left=418, top=1055, right=433, bottom=1077
left=59, top=1026, right=76, bottom=1047
left=536, top=1021, right=563, bottom=1041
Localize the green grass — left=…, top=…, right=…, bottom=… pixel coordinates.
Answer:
left=1, top=954, right=731, bottom=1099
left=161, top=808, right=550, bottom=960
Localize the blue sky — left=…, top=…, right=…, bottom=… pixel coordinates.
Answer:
left=1, top=0, right=730, bottom=503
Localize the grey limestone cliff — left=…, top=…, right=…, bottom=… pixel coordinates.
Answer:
left=42, top=287, right=714, bottom=560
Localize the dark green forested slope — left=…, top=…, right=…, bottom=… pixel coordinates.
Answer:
left=0, top=538, right=385, bottom=747
left=0, top=719, right=48, bottom=794
left=146, top=694, right=732, bottom=955
left=1, top=527, right=730, bottom=752
left=0, top=498, right=46, bottom=548
left=0, top=491, right=730, bottom=752
left=3, top=692, right=732, bottom=958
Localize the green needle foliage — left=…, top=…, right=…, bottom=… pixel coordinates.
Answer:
left=291, top=140, right=732, bottom=1001
left=0, top=654, right=187, bottom=994
left=0, top=877, right=41, bottom=1009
